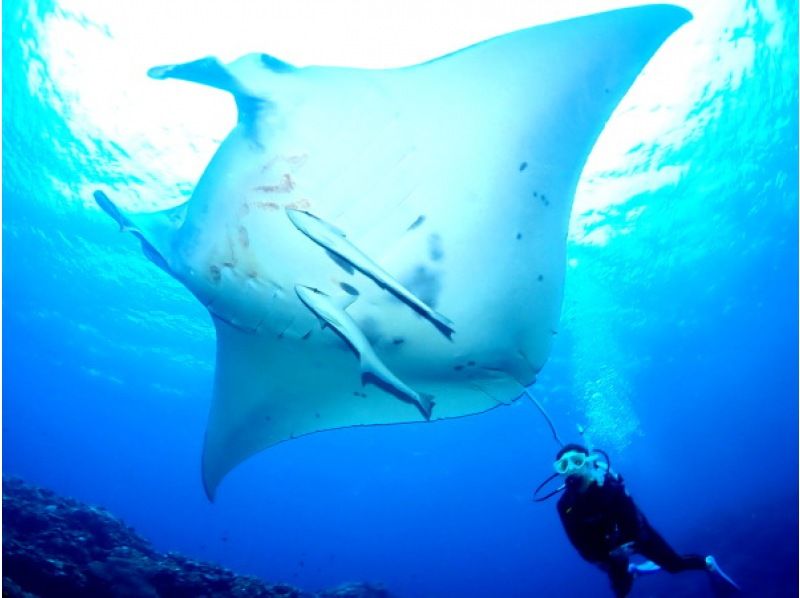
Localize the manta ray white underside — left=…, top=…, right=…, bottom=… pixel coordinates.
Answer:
left=95, top=5, right=691, bottom=499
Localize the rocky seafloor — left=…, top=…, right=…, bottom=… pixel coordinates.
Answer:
left=2, top=476, right=394, bottom=598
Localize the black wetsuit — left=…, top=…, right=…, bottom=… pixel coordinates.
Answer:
left=557, top=471, right=706, bottom=597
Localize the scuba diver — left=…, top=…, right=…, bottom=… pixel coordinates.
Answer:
left=535, top=443, right=741, bottom=597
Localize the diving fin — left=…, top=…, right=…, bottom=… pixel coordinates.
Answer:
left=705, top=555, right=741, bottom=594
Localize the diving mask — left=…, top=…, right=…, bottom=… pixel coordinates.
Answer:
left=554, top=450, right=596, bottom=475
left=534, top=447, right=612, bottom=501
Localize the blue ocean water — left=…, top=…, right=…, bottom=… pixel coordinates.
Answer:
left=3, top=1, right=797, bottom=597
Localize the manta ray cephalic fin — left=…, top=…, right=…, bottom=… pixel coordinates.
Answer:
left=294, top=285, right=434, bottom=420
left=94, top=190, right=186, bottom=275
left=146, top=54, right=299, bottom=140
left=287, top=208, right=455, bottom=340
left=148, top=57, right=257, bottom=98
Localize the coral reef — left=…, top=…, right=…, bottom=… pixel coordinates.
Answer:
left=2, top=477, right=393, bottom=598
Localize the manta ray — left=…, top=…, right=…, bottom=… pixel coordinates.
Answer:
left=95, top=5, right=691, bottom=499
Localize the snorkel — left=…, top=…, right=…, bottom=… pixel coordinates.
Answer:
left=533, top=444, right=612, bottom=502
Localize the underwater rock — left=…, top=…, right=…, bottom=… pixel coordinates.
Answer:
left=317, top=584, right=393, bottom=598
left=2, top=476, right=394, bottom=598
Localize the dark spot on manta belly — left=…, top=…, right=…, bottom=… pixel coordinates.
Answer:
left=392, top=337, right=405, bottom=345
left=428, top=234, right=444, bottom=261
left=340, top=282, right=359, bottom=295
left=533, top=191, right=550, bottom=206
left=538, top=274, right=544, bottom=282
left=401, top=266, right=443, bottom=309
left=408, top=215, right=426, bottom=231
left=209, top=265, right=221, bottom=283
left=453, top=364, right=464, bottom=371
left=519, top=162, right=528, bottom=171
left=239, top=225, right=250, bottom=248
left=516, top=233, right=522, bottom=240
